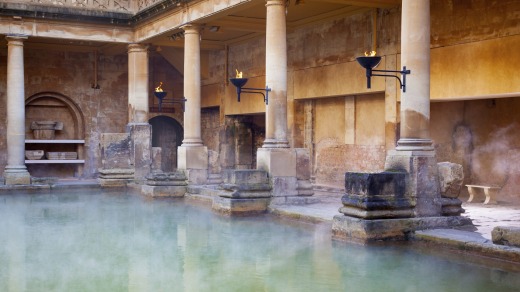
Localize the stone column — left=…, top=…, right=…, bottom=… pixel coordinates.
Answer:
left=127, top=44, right=152, bottom=181
left=257, top=0, right=313, bottom=203
left=396, top=0, right=432, bottom=151
left=263, top=0, right=289, bottom=149
left=4, top=35, right=30, bottom=185
left=385, top=0, right=441, bottom=217
left=177, top=24, right=208, bottom=184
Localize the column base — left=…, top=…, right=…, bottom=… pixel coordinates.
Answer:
left=212, top=196, right=270, bottom=216
left=332, top=214, right=472, bottom=243
left=178, top=146, right=208, bottom=184
left=385, top=150, right=442, bottom=217
left=4, top=166, right=31, bottom=185
left=396, top=138, right=434, bottom=151
left=262, top=139, right=289, bottom=148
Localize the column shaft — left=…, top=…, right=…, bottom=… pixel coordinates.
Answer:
left=182, top=24, right=203, bottom=146
left=5, top=35, right=30, bottom=185
left=397, top=0, right=433, bottom=151
left=263, top=0, right=289, bottom=148
left=128, top=44, right=149, bottom=124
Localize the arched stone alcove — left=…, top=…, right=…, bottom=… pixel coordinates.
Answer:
left=149, top=116, right=183, bottom=172
left=24, top=92, right=86, bottom=178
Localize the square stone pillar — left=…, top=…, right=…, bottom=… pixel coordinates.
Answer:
left=127, top=123, right=152, bottom=182
left=385, top=150, right=442, bottom=217
left=178, top=146, right=208, bottom=184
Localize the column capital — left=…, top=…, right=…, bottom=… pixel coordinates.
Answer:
left=6, top=34, right=28, bottom=45
left=181, top=23, right=204, bottom=34
left=265, top=0, right=286, bottom=7
left=127, top=43, right=149, bottom=54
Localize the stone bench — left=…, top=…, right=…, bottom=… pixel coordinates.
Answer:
left=465, top=184, right=500, bottom=205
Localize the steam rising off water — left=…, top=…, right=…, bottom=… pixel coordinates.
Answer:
left=0, top=191, right=518, bottom=291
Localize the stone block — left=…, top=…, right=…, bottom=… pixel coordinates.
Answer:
left=100, top=133, right=132, bottom=169
left=222, top=169, right=268, bottom=184
left=341, top=171, right=414, bottom=219
left=332, top=214, right=473, bottom=242
left=212, top=196, right=270, bottom=216
left=295, top=148, right=311, bottom=180
left=271, top=176, right=298, bottom=197
left=296, top=179, right=314, bottom=196
left=141, top=185, right=186, bottom=198
left=385, top=150, right=442, bottom=217
left=127, top=123, right=152, bottom=180
left=440, top=197, right=464, bottom=216
left=4, top=170, right=31, bottom=185
left=256, top=148, right=296, bottom=177
left=25, top=150, right=44, bottom=160
left=184, top=169, right=208, bottom=185
left=492, top=226, right=520, bottom=248
left=151, top=147, right=162, bottom=173
left=178, top=146, right=208, bottom=170
left=438, top=162, right=464, bottom=198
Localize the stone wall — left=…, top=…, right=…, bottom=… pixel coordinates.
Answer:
left=201, top=107, right=221, bottom=174
left=0, top=47, right=129, bottom=178
left=432, top=98, right=520, bottom=204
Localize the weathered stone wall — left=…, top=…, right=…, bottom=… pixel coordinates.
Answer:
left=0, top=47, right=128, bottom=178
left=432, top=98, right=520, bottom=204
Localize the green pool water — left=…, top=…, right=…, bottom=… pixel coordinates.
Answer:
left=0, top=190, right=518, bottom=292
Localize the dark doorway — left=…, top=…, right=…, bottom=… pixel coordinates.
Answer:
left=149, top=116, right=183, bottom=172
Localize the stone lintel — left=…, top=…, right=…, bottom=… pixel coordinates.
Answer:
left=141, top=185, right=186, bottom=198
left=332, top=215, right=473, bottom=242
left=212, top=196, right=270, bottom=216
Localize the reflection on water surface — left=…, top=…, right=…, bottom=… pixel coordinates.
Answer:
left=0, top=191, right=518, bottom=291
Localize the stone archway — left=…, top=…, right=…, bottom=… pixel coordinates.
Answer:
left=149, top=116, right=183, bottom=172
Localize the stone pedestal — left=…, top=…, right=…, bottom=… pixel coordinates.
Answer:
left=4, top=167, right=31, bottom=185
left=141, top=172, right=187, bottom=198
left=438, top=162, right=464, bottom=216
left=127, top=123, right=152, bottom=182
left=332, top=215, right=472, bottom=242
left=385, top=150, right=442, bottom=217
left=98, top=168, right=134, bottom=187
left=339, top=172, right=415, bottom=219
left=212, top=170, right=271, bottom=215
left=178, top=146, right=208, bottom=184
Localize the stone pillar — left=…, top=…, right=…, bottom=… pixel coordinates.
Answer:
left=127, top=43, right=152, bottom=182
left=263, top=0, right=289, bottom=148
left=4, top=35, right=30, bottom=185
left=396, top=0, right=432, bottom=151
left=385, top=0, right=441, bottom=217
left=178, top=24, right=208, bottom=184
left=127, top=43, right=149, bottom=123
left=256, top=0, right=314, bottom=202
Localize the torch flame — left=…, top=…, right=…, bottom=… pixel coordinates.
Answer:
left=235, top=69, right=243, bottom=78
left=364, top=51, right=377, bottom=57
left=155, top=82, right=163, bottom=92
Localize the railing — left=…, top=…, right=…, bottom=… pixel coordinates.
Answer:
left=4, top=0, right=169, bottom=14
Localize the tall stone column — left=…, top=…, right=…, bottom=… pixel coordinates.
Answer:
left=127, top=43, right=151, bottom=181
left=4, top=35, right=30, bottom=185
left=177, top=24, right=208, bottom=184
left=385, top=0, right=441, bottom=217
left=263, top=0, right=289, bottom=149
left=396, top=0, right=432, bottom=151
left=257, top=0, right=314, bottom=204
